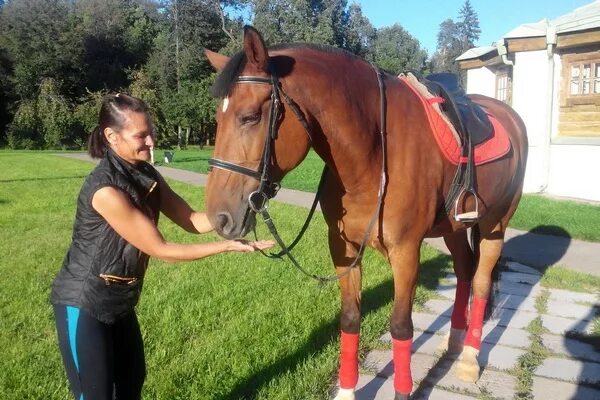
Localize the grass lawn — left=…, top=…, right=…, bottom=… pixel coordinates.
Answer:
left=157, top=147, right=600, bottom=243
left=0, top=152, right=448, bottom=399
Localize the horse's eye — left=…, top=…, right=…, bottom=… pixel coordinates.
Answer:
left=239, top=112, right=261, bottom=125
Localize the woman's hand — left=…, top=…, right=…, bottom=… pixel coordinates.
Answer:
left=226, top=239, right=276, bottom=252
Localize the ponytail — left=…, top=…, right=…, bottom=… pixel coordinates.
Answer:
left=87, top=125, right=108, bottom=159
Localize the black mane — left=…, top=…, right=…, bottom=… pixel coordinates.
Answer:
left=210, top=43, right=362, bottom=98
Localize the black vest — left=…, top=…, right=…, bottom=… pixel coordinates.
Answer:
left=51, top=150, right=161, bottom=324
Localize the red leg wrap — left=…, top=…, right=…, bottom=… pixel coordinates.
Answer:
left=392, top=338, right=413, bottom=395
left=464, top=296, right=487, bottom=350
left=451, top=280, right=471, bottom=330
left=339, top=331, right=359, bottom=389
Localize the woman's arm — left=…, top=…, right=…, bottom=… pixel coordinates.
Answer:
left=157, top=174, right=213, bottom=233
left=92, top=186, right=273, bottom=263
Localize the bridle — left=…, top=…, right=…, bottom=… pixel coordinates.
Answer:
left=208, top=75, right=284, bottom=214
left=208, top=65, right=388, bottom=284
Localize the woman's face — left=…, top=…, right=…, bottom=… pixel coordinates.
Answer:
left=105, top=111, right=155, bottom=164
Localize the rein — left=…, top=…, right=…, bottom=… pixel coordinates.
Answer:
left=208, top=65, right=388, bottom=284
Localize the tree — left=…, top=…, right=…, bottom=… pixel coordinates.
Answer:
left=344, top=2, right=375, bottom=58
left=37, top=78, right=75, bottom=148
left=0, top=0, right=82, bottom=99
left=251, top=0, right=350, bottom=47
left=0, top=47, right=13, bottom=145
left=431, top=0, right=481, bottom=74
left=370, top=24, right=427, bottom=75
left=458, top=0, right=480, bottom=49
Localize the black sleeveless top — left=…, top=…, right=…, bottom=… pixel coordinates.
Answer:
left=51, top=150, right=161, bottom=323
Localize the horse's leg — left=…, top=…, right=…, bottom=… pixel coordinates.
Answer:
left=331, top=233, right=362, bottom=400
left=438, top=231, right=475, bottom=354
left=456, top=223, right=504, bottom=382
left=389, top=241, right=420, bottom=400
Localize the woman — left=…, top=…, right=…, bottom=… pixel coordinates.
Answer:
left=50, top=93, right=273, bottom=400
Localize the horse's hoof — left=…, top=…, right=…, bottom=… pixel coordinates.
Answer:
left=333, top=387, right=355, bottom=400
left=455, top=346, right=480, bottom=383
left=437, top=328, right=465, bottom=355
left=394, top=392, right=410, bottom=400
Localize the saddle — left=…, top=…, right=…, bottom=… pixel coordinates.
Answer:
left=406, top=72, right=493, bottom=223
left=421, top=73, right=494, bottom=146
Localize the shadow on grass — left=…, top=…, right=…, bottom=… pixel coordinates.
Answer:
left=0, top=175, right=87, bottom=183
left=222, top=255, right=450, bottom=399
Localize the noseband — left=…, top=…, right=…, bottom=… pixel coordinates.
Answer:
left=208, top=75, right=283, bottom=213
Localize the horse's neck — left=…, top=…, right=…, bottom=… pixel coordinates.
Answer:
left=292, top=63, right=382, bottom=190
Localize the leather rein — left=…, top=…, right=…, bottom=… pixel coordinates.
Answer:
left=208, top=66, right=388, bottom=284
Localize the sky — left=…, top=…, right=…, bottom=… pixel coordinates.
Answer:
left=356, top=0, right=594, bottom=54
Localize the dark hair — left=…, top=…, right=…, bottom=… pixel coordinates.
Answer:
left=87, top=93, right=150, bottom=158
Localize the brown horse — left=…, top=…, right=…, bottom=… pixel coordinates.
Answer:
left=204, top=26, right=527, bottom=400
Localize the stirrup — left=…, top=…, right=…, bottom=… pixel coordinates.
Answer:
left=454, top=188, right=480, bottom=222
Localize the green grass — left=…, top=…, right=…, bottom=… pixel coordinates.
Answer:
left=0, top=152, right=447, bottom=399
left=511, top=194, right=600, bottom=242
left=156, top=147, right=600, bottom=243
left=541, top=266, right=600, bottom=294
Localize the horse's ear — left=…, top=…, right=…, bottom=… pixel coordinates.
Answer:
left=243, top=25, right=269, bottom=72
left=204, top=49, right=230, bottom=72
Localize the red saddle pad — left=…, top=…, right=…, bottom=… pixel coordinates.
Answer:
left=399, top=76, right=511, bottom=166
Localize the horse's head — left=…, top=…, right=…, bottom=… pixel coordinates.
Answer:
left=204, top=26, right=311, bottom=239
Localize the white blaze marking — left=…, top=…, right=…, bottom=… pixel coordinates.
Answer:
left=222, top=97, right=229, bottom=112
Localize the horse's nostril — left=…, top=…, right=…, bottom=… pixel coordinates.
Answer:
left=216, top=212, right=234, bottom=236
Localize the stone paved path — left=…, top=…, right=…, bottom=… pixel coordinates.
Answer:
left=351, top=261, right=600, bottom=400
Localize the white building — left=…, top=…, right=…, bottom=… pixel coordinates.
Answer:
left=457, top=1, right=600, bottom=201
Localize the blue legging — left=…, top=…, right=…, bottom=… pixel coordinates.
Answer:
left=53, top=305, right=145, bottom=400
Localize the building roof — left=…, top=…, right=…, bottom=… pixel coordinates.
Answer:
left=455, top=46, right=497, bottom=61
left=457, top=0, right=600, bottom=61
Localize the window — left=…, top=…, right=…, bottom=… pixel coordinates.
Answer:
left=559, top=50, right=600, bottom=139
left=567, top=61, right=600, bottom=97
left=495, top=68, right=511, bottom=104
left=496, top=73, right=508, bottom=102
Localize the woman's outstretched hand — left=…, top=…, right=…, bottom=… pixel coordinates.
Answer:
left=227, top=239, right=276, bottom=252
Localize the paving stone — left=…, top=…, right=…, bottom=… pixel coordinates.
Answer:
left=494, top=292, right=538, bottom=312
left=413, top=331, right=446, bottom=355
left=424, top=299, right=454, bottom=316
left=532, top=376, right=600, bottom=400
left=546, top=299, right=598, bottom=321
left=482, top=325, right=531, bottom=349
left=485, top=307, right=538, bottom=330
left=354, top=374, right=395, bottom=400
left=542, top=333, right=600, bottom=362
left=496, top=279, right=543, bottom=297
left=547, top=288, right=599, bottom=304
left=500, top=270, right=542, bottom=285
left=479, top=344, right=526, bottom=370
left=413, top=386, right=477, bottom=400
left=419, top=357, right=516, bottom=399
left=541, top=314, right=594, bottom=335
left=535, top=357, right=600, bottom=385
left=411, top=353, right=440, bottom=383
left=504, top=261, right=542, bottom=276
left=412, top=312, right=451, bottom=333
left=436, top=284, right=456, bottom=300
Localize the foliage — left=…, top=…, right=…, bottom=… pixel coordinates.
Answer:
left=37, top=78, right=75, bottom=149
left=6, top=100, right=40, bottom=149
left=369, top=23, right=427, bottom=75
left=431, top=0, right=481, bottom=74
left=0, top=0, right=431, bottom=149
